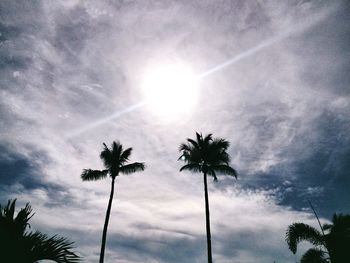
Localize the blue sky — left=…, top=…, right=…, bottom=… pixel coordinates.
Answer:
left=1, top=0, right=349, bottom=262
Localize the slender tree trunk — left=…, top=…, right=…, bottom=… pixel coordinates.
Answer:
left=99, top=177, right=116, bottom=263
left=203, top=172, right=213, bottom=263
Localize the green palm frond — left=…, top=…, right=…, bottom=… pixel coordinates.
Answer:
left=81, top=169, right=108, bottom=181
left=81, top=141, right=144, bottom=263
left=286, top=212, right=350, bottom=263
left=180, top=146, right=202, bottom=163
left=322, top=223, right=333, bottom=231
left=25, top=231, right=81, bottom=263
left=180, top=163, right=201, bottom=173
left=120, top=147, right=132, bottom=163
left=1, top=199, right=81, bottom=262
left=196, top=132, right=202, bottom=145
left=206, top=140, right=230, bottom=164
left=179, top=133, right=237, bottom=181
left=119, top=162, right=145, bottom=174
left=84, top=141, right=145, bottom=179
left=331, top=213, right=350, bottom=232
left=4, top=198, right=16, bottom=220
left=100, top=143, right=113, bottom=169
left=187, top=138, right=200, bottom=149
left=1, top=199, right=33, bottom=236
left=286, top=223, right=324, bottom=254
left=179, top=143, right=192, bottom=152
left=207, top=169, right=218, bottom=182
left=112, top=141, right=123, bottom=161
left=210, top=164, right=237, bottom=178
left=203, top=133, right=213, bottom=145
left=300, top=248, right=327, bottom=263
left=210, top=138, right=229, bottom=151
left=14, top=202, right=33, bottom=235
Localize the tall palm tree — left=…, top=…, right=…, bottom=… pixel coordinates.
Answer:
left=286, top=213, right=350, bottom=263
left=81, top=141, right=145, bottom=263
left=178, top=132, right=237, bottom=263
left=0, top=199, right=81, bottom=262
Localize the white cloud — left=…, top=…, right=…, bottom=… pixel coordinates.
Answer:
left=1, top=0, right=348, bottom=262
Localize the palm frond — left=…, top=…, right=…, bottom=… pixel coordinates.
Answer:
left=210, top=138, right=229, bottom=151
left=203, top=133, right=213, bottom=145
left=180, top=147, right=202, bottom=163
left=6, top=199, right=16, bottom=220
left=179, top=143, right=192, bottom=152
left=207, top=169, right=218, bottom=182
left=322, top=223, right=333, bottom=231
left=179, top=163, right=201, bottom=173
left=331, top=213, right=350, bottom=230
left=120, top=147, right=132, bottom=163
left=25, top=231, right=81, bottom=263
left=286, top=223, right=324, bottom=254
left=100, top=143, right=113, bottom=169
left=179, top=132, right=236, bottom=183
left=210, top=164, right=237, bottom=178
left=196, top=132, right=202, bottom=144
left=187, top=138, right=199, bottom=149
left=328, top=213, right=350, bottom=238
left=112, top=141, right=122, bottom=160
left=0, top=199, right=33, bottom=236
left=197, top=132, right=210, bottom=150
left=300, top=248, right=327, bottom=263
left=119, top=162, right=145, bottom=174
left=14, top=202, right=33, bottom=235
left=206, top=147, right=230, bottom=165
left=1, top=199, right=81, bottom=263
left=81, top=169, right=108, bottom=181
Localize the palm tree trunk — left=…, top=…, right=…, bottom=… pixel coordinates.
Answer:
left=99, top=177, right=115, bottom=263
left=203, top=172, right=213, bottom=263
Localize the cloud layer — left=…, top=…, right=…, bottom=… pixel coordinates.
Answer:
left=1, top=0, right=349, bottom=262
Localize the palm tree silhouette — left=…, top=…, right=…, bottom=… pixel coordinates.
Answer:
left=0, top=199, right=81, bottom=262
left=178, top=132, right=237, bottom=263
left=286, top=213, right=350, bottom=263
left=81, top=141, right=145, bottom=263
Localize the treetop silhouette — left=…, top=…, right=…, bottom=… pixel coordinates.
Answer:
left=286, top=212, right=350, bottom=263
left=81, top=141, right=145, bottom=263
left=179, top=132, right=237, bottom=263
left=0, top=199, right=81, bottom=263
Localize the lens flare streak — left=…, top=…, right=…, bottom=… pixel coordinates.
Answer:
left=66, top=6, right=334, bottom=138
left=66, top=101, right=146, bottom=138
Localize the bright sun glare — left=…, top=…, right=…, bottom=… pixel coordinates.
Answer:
left=141, top=63, right=198, bottom=118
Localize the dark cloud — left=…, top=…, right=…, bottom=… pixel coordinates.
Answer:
left=238, top=105, right=350, bottom=218
left=0, top=0, right=349, bottom=262
left=289, top=2, right=350, bottom=96
left=0, top=145, right=70, bottom=208
left=0, top=145, right=45, bottom=189
left=106, top=232, right=205, bottom=263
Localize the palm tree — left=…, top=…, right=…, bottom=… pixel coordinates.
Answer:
left=286, top=213, right=350, bottom=263
left=0, top=199, right=81, bottom=262
left=178, top=132, right=237, bottom=263
left=81, top=141, right=145, bottom=263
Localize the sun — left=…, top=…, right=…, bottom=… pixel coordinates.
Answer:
left=141, top=63, right=199, bottom=118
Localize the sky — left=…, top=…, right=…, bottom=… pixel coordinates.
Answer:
left=1, top=0, right=350, bottom=262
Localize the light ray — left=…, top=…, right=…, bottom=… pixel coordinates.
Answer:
left=198, top=5, right=335, bottom=79
left=65, top=101, right=146, bottom=138
left=198, top=34, right=286, bottom=79
left=66, top=5, right=335, bottom=138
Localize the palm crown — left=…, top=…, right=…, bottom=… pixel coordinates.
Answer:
left=81, top=141, right=145, bottom=181
left=0, top=199, right=81, bottom=263
left=178, top=132, right=237, bottom=263
left=81, top=141, right=145, bottom=263
left=179, top=132, right=237, bottom=181
left=286, top=213, right=350, bottom=263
